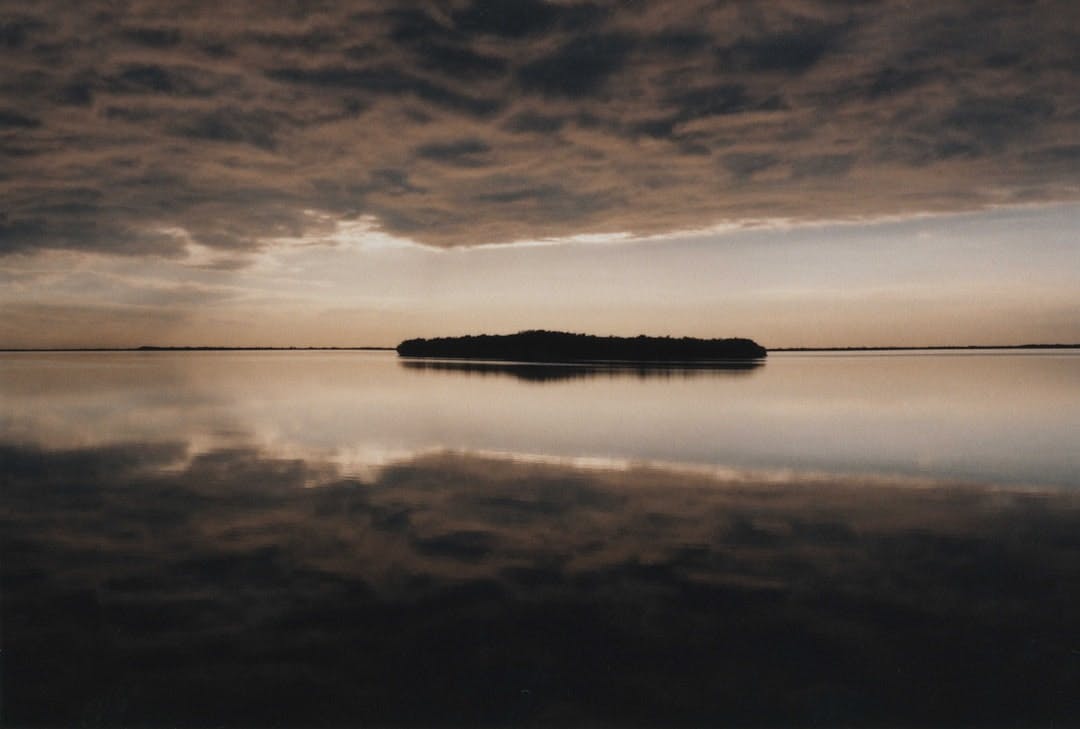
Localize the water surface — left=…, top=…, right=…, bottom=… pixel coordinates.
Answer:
left=2, top=350, right=1079, bottom=726
left=3, top=349, right=1078, bottom=486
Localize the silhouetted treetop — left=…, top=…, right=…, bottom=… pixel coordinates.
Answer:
left=396, top=330, right=767, bottom=361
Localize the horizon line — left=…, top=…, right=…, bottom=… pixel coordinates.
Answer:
left=3, top=343, right=1079, bottom=353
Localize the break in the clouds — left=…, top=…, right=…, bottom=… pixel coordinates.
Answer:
left=2, top=0, right=1079, bottom=258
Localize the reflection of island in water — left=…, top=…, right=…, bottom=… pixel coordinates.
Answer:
left=399, top=357, right=763, bottom=382
left=4, top=442, right=1080, bottom=727
left=397, top=330, right=768, bottom=361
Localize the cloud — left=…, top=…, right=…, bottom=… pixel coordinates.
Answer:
left=0, top=109, right=41, bottom=128
left=516, top=32, right=635, bottom=97
left=715, top=21, right=849, bottom=73
left=415, top=137, right=492, bottom=168
left=120, top=25, right=184, bottom=49
left=264, top=63, right=503, bottom=117
left=105, top=63, right=212, bottom=96
left=413, top=42, right=508, bottom=79
left=723, top=152, right=781, bottom=181
left=450, top=0, right=603, bottom=39
left=792, top=153, right=856, bottom=179
left=0, top=0, right=1078, bottom=259
left=167, top=108, right=284, bottom=150
left=502, top=109, right=566, bottom=134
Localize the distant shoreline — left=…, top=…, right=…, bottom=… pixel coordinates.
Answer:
left=0, top=346, right=396, bottom=352
left=1, top=343, right=1078, bottom=353
left=770, top=344, right=1080, bottom=352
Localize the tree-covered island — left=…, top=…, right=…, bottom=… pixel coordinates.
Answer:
left=396, top=330, right=767, bottom=361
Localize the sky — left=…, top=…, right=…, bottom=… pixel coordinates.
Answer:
left=1, top=0, right=1078, bottom=348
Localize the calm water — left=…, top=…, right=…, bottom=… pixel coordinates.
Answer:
left=3, top=351, right=1079, bottom=726
left=3, top=349, right=1079, bottom=486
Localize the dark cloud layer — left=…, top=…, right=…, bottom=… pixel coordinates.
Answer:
left=4, top=443, right=1080, bottom=726
left=1, top=0, right=1078, bottom=257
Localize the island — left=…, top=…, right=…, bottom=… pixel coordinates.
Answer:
left=396, top=330, right=767, bottom=361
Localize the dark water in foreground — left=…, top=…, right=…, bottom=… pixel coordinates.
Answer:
left=2, top=351, right=1079, bottom=726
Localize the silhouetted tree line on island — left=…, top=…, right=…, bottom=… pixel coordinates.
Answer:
left=396, top=330, right=767, bottom=361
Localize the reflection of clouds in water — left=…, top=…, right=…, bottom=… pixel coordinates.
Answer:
left=5, top=351, right=1080, bottom=487
left=4, top=441, right=1079, bottom=726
